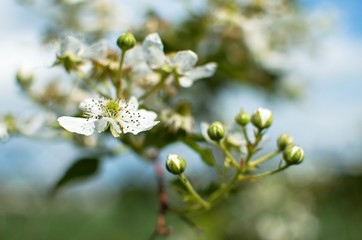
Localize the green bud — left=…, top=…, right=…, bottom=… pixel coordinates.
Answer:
left=235, top=111, right=250, bottom=126
left=16, top=67, right=34, bottom=88
left=251, top=107, right=273, bottom=129
left=277, top=133, right=294, bottom=150
left=283, top=145, right=304, bottom=165
left=117, top=32, right=136, bottom=51
left=166, top=154, right=186, bottom=175
left=207, top=121, right=225, bottom=141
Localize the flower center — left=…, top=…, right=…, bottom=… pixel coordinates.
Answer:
left=103, top=100, right=120, bottom=118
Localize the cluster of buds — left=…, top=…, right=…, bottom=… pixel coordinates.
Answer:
left=205, top=108, right=304, bottom=166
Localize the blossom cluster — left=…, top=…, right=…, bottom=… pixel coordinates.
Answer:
left=56, top=33, right=217, bottom=137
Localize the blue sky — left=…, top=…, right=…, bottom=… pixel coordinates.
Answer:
left=301, top=0, right=362, bottom=36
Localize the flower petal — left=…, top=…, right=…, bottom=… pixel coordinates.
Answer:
left=143, top=33, right=168, bottom=69
left=120, top=109, right=159, bottom=135
left=178, top=76, right=193, bottom=88
left=80, top=98, right=108, bottom=118
left=80, top=40, right=108, bottom=60
left=171, top=50, right=198, bottom=73
left=58, top=116, right=96, bottom=136
left=97, top=118, right=109, bottom=133
left=59, top=36, right=85, bottom=56
left=119, top=96, right=139, bottom=112
left=105, top=117, right=122, bottom=134
left=184, top=62, right=217, bottom=82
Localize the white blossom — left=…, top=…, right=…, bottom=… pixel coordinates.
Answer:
left=160, top=109, right=194, bottom=134
left=58, top=36, right=108, bottom=62
left=143, top=33, right=217, bottom=87
left=124, top=45, right=159, bottom=87
left=58, top=97, right=159, bottom=137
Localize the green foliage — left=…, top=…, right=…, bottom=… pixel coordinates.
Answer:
left=51, top=157, right=100, bottom=196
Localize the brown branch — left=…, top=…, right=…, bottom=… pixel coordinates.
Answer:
left=150, top=157, right=170, bottom=239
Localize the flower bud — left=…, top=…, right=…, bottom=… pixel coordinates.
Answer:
left=235, top=111, right=250, bottom=126
left=166, top=154, right=186, bottom=175
left=277, top=133, right=294, bottom=150
left=117, top=32, right=136, bottom=51
left=251, top=108, right=273, bottom=129
left=207, top=121, right=225, bottom=141
left=283, top=145, right=304, bottom=165
left=16, top=67, right=34, bottom=89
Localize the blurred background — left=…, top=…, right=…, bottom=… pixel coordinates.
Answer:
left=1, top=0, right=362, bottom=239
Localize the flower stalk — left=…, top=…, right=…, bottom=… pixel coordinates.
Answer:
left=179, top=173, right=210, bottom=209
left=249, top=150, right=281, bottom=168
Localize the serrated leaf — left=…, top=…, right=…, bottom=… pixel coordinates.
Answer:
left=182, top=139, right=215, bottom=166
left=50, top=157, right=100, bottom=196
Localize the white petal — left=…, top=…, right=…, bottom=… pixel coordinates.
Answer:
left=59, top=36, right=85, bottom=56
left=178, top=76, right=193, bottom=88
left=97, top=118, right=108, bottom=133
left=184, top=62, right=217, bottom=82
left=171, top=50, right=198, bottom=73
left=119, top=96, right=139, bottom=112
left=104, top=117, right=122, bottom=134
left=120, top=109, right=159, bottom=135
left=80, top=98, right=108, bottom=118
left=257, top=108, right=272, bottom=126
left=80, top=40, right=108, bottom=60
left=143, top=33, right=168, bottom=69
left=125, top=45, right=145, bottom=66
left=58, top=116, right=96, bottom=136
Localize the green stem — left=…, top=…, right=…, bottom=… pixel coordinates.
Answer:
left=117, top=51, right=126, bottom=98
left=218, top=141, right=241, bottom=170
left=241, top=125, right=250, bottom=145
left=139, top=73, right=169, bottom=101
left=239, top=164, right=290, bottom=181
left=244, top=129, right=263, bottom=168
left=249, top=150, right=281, bottom=168
left=179, top=173, right=210, bottom=209
left=208, top=171, right=240, bottom=203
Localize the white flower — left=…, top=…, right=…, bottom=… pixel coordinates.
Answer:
left=58, top=36, right=108, bottom=62
left=124, top=45, right=159, bottom=87
left=226, top=133, right=248, bottom=154
left=142, top=33, right=217, bottom=88
left=58, top=96, right=159, bottom=137
left=160, top=109, right=194, bottom=134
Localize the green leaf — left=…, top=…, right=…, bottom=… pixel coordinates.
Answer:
left=50, top=157, right=100, bottom=196
left=182, top=139, right=215, bottom=166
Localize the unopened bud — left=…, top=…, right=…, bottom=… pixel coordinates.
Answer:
left=16, top=67, right=34, bottom=88
left=117, top=32, right=136, bottom=51
left=251, top=108, right=273, bottom=129
left=207, top=121, right=225, bottom=141
left=235, top=111, right=250, bottom=126
left=283, top=145, right=304, bottom=165
left=277, top=133, right=294, bottom=150
left=166, top=154, right=186, bottom=175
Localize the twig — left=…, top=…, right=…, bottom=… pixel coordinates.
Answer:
left=150, top=158, right=170, bottom=239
